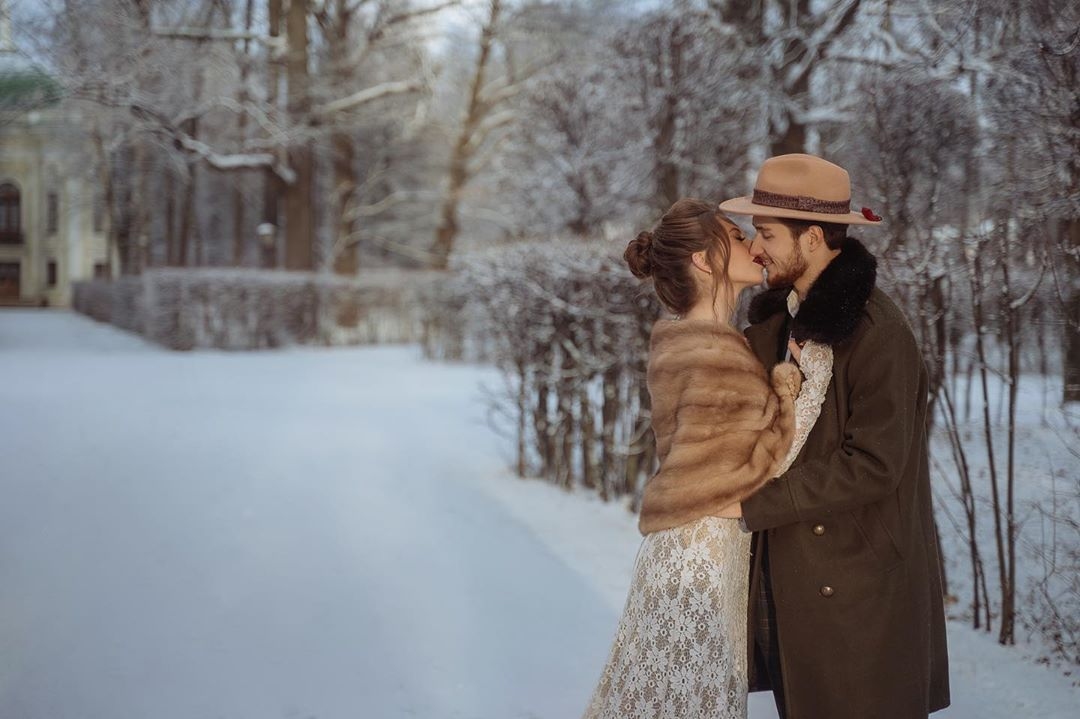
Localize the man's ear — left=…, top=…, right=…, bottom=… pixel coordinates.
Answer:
left=804, top=225, right=824, bottom=252
left=690, top=250, right=712, bottom=274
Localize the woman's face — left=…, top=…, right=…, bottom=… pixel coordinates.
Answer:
left=719, top=217, right=766, bottom=287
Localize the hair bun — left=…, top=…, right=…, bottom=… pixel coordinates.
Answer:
left=625, top=230, right=654, bottom=279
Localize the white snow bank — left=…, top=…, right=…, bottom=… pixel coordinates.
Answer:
left=1, top=309, right=1076, bottom=719
left=473, top=467, right=1080, bottom=719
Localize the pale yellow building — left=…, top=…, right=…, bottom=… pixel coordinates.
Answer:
left=0, top=3, right=110, bottom=306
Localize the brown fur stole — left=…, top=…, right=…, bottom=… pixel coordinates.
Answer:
left=638, top=318, right=801, bottom=535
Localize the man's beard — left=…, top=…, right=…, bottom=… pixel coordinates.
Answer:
left=765, top=244, right=809, bottom=288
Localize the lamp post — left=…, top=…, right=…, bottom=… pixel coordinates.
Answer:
left=257, top=223, right=277, bottom=269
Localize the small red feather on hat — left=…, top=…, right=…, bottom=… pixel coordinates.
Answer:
left=861, top=207, right=882, bottom=222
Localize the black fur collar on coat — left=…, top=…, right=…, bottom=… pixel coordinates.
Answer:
left=747, top=236, right=877, bottom=346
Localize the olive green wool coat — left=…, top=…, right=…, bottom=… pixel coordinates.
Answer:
left=742, top=238, right=950, bottom=719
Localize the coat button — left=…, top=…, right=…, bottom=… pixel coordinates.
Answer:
left=812, top=524, right=826, bottom=536
left=819, top=585, right=835, bottom=598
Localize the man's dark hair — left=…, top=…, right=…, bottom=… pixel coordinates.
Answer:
left=778, top=219, right=847, bottom=250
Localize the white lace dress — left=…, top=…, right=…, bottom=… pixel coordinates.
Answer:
left=582, top=342, right=834, bottom=719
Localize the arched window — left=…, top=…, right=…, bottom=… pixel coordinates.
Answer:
left=0, top=183, right=21, bottom=244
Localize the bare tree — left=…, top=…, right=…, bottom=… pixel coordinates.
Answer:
left=281, top=0, right=313, bottom=269
left=429, top=0, right=506, bottom=270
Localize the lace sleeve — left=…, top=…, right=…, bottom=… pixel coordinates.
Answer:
left=776, top=341, right=833, bottom=476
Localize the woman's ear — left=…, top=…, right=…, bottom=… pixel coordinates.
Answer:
left=690, top=250, right=712, bottom=274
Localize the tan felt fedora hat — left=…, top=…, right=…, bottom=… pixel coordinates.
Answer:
left=719, top=153, right=883, bottom=226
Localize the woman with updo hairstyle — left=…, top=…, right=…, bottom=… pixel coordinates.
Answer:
left=582, top=198, right=836, bottom=718
left=623, top=197, right=766, bottom=322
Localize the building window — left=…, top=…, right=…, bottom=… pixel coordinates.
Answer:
left=93, top=262, right=109, bottom=279
left=47, top=260, right=58, bottom=287
left=0, top=183, right=20, bottom=244
left=0, top=262, right=19, bottom=299
left=47, top=192, right=59, bottom=234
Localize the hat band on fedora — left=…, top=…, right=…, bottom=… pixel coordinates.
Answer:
left=752, top=188, right=850, bottom=215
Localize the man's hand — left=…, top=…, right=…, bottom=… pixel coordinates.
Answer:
left=716, top=502, right=743, bottom=519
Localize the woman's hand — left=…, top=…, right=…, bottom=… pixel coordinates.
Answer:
left=715, top=502, right=742, bottom=519
left=788, top=338, right=803, bottom=364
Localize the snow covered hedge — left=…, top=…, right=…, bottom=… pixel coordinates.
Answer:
left=73, top=268, right=444, bottom=350
left=422, top=239, right=665, bottom=504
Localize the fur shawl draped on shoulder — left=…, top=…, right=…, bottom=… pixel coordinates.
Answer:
left=639, top=318, right=801, bottom=535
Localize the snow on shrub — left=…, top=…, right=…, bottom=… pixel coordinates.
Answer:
left=422, top=238, right=664, bottom=504
left=73, top=268, right=443, bottom=350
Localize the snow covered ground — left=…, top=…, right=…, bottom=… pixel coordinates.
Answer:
left=0, top=309, right=1076, bottom=719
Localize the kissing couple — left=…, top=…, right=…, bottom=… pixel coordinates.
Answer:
left=582, top=154, right=951, bottom=719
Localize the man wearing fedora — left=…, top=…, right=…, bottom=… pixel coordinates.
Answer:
left=719, top=154, right=950, bottom=718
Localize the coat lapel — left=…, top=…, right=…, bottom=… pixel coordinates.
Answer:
left=745, top=311, right=786, bottom=372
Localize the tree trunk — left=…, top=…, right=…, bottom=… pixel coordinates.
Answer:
left=970, top=238, right=1009, bottom=641
left=177, top=67, right=204, bottom=268
left=1066, top=218, right=1080, bottom=402
left=768, top=0, right=863, bottom=156
left=624, top=376, right=654, bottom=504
left=132, top=140, right=148, bottom=273
left=110, top=142, right=138, bottom=276
left=233, top=0, right=255, bottom=267
left=233, top=176, right=247, bottom=266
left=177, top=162, right=195, bottom=267
left=177, top=131, right=198, bottom=267
left=600, top=363, right=619, bottom=501
left=321, top=0, right=361, bottom=274
left=261, top=0, right=284, bottom=267
left=940, top=382, right=988, bottom=628
left=533, top=342, right=553, bottom=480
left=1000, top=227, right=1019, bottom=646
left=164, top=170, right=176, bottom=265
left=430, top=0, right=501, bottom=270
left=516, top=360, right=528, bottom=478
left=555, top=330, right=575, bottom=490
left=331, top=131, right=358, bottom=273
left=283, top=0, right=314, bottom=270
left=652, top=20, right=683, bottom=210
left=771, top=106, right=807, bottom=156
left=770, top=0, right=811, bottom=156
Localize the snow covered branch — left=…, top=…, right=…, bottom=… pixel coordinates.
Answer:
left=314, top=80, right=422, bottom=116
left=151, top=27, right=278, bottom=46
left=175, top=135, right=296, bottom=184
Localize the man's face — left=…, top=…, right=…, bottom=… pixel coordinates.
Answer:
left=748, top=217, right=808, bottom=288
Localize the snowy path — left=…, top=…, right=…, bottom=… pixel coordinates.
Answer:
left=0, top=311, right=613, bottom=719
left=1, top=310, right=1076, bottom=719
